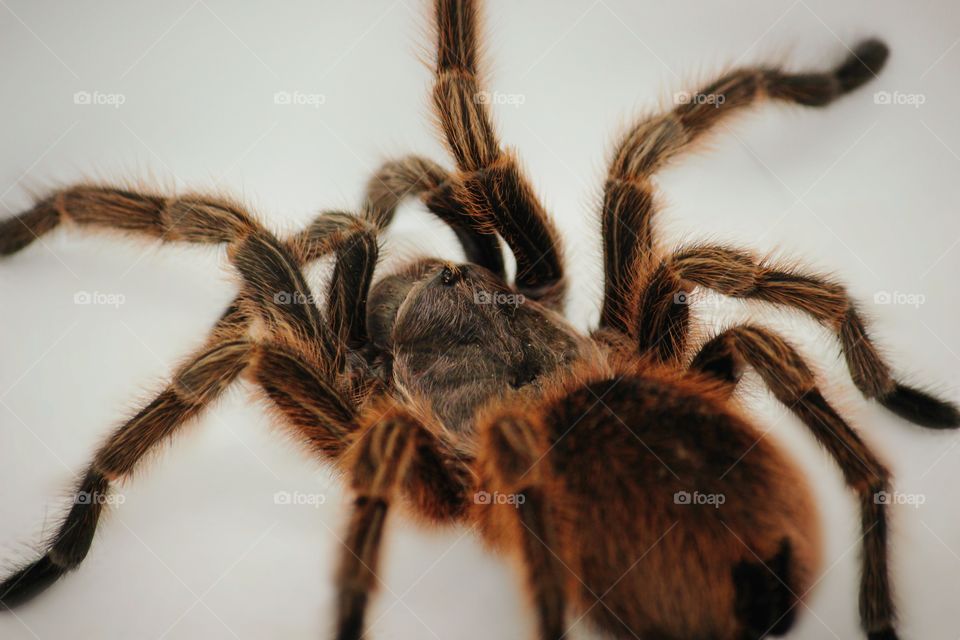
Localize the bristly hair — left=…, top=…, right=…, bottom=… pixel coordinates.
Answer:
left=0, top=4, right=954, bottom=640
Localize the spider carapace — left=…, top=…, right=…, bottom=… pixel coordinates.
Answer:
left=1, top=1, right=957, bottom=639
left=368, top=259, right=589, bottom=432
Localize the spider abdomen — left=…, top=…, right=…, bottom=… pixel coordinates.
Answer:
left=479, top=371, right=821, bottom=639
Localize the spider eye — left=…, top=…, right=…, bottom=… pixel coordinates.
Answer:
left=440, top=266, right=459, bottom=285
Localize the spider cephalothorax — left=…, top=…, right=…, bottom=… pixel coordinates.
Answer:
left=1, top=2, right=957, bottom=639
left=369, top=258, right=589, bottom=432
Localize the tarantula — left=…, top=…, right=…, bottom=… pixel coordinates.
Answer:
left=0, top=1, right=957, bottom=639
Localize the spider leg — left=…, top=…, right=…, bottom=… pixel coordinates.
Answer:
left=323, top=222, right=378, bottom=352
left=0, top=185, right=347, bottom=361
left=633, top=243, right=959, bottom=429
left=248, top=339, right=360, bottom=459
left=0, top=186, right=257, bottom=251
left=0, top=174, right=494, bottom=623
left=235, top=222, right=469, bottom=636
left=690, top=324, right=898, bottom=639
left=0, top=314, right=378, bottom=610
left=431, top=0, right=565, bottom=306
left=238, top=209, right=380, bottom=447
left=334, top=400, right=471, bottom=640
left=475, top=412, right=567, bottom=640
left=0, top=311, right=249, bottom=608
left=243, top=229, right=476, bottom=640
left=0, top=210, right=376, bottom=607
left=0, top=174, right=402, bottom=355
left=364, top=155, right=506, bottom=278
left=230, top=208, right=383, bottom=381
left=1, top=168, right=501, bottom=320
left=600, top=40, right=889, bottom=332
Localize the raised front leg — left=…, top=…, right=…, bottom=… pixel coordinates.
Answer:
left=431, top=0, right=566, bottom=306
left=599, top=40, right=889, bottom=332
left=364, top=155, right=506, bottom=278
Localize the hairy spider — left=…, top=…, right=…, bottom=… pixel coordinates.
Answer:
left=0, top=1, right=957, bottom=639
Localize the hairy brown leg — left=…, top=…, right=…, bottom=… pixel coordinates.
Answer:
left=475, top=411, right=567, bottom=640
left=0, top=309, right=248, bottom=608
left=0, top=185, right=326, bottom=340
left=231, top=209, right=383, bottom=380
left=634, top=243, right=959, bottom=429
left=601, top=40, right=889, bottom=332
left=0, top=318, right=377, bottom=610
left=0, top=198, right=376, bottom=606
left=0, top=185, right=376, bottom=367
left=325, top=225, right=378, bottom=357
left=0, top=187, right=256, bottom=247
left=334, top=401, right=470, bottom=640
left=364, top=155, right=506, bottom=278
left=0, top=161, right=499, bottom=274
left=691, top=324, right=898, bottom=639
left=0, top=156, right=507, bottom=347
left=432, top=0, right=565, bottom=306
left=0, top=199, right=61, bottom=256
left=0, top=186, right=382, bottom=359
left=0, top=185, right=363, bottom=258
left=0, top=170, right=485, bottom=621
left=1, top=164, right=502, bottom=326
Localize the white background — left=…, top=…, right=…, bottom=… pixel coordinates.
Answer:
left=1, top=1, right=959, bottom=638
